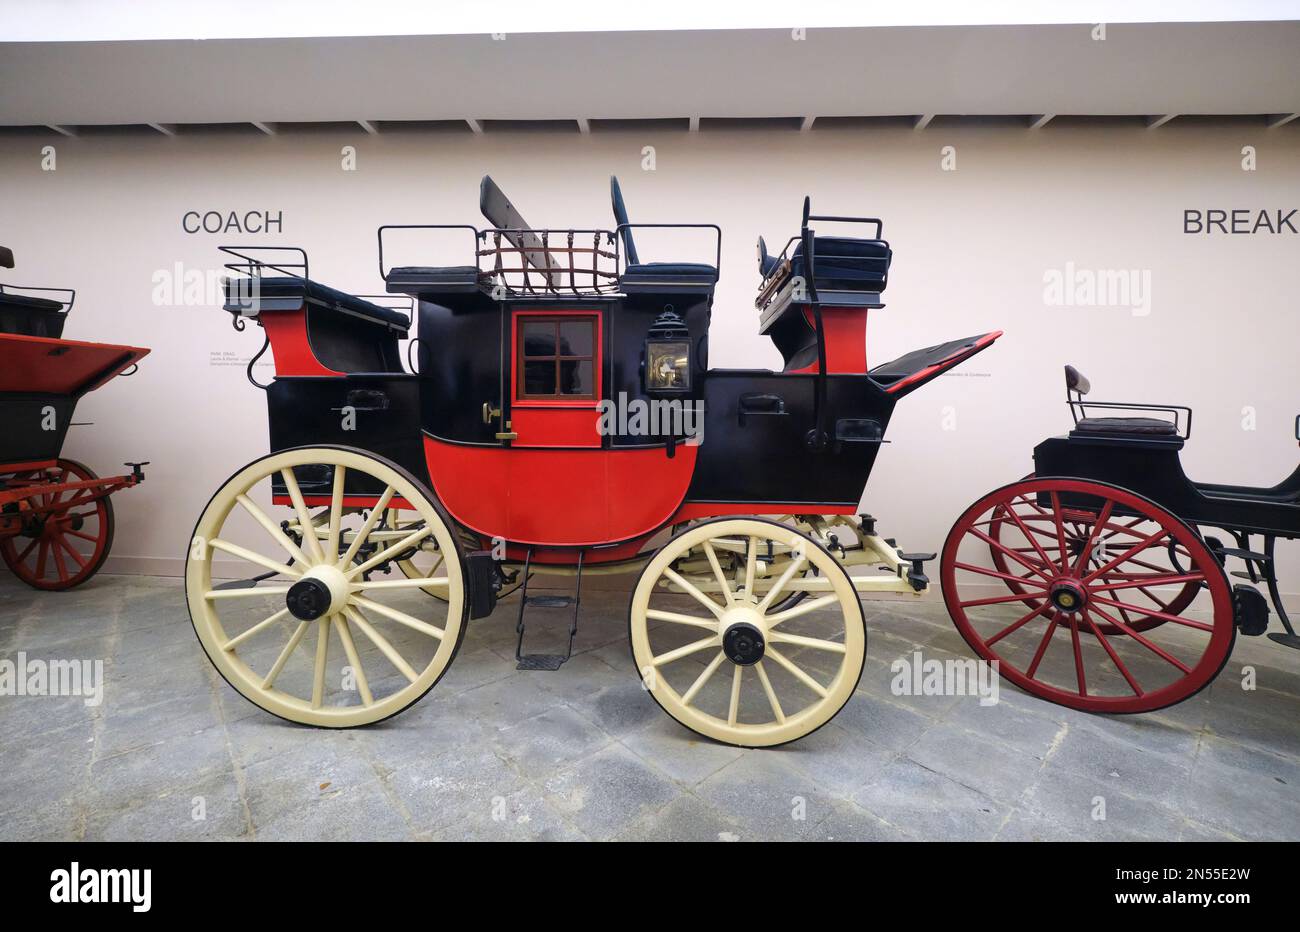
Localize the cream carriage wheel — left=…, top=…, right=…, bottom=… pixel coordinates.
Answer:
left=629, top=517, right=866, bottom=748
left=186, top=446, right=468, bottom=727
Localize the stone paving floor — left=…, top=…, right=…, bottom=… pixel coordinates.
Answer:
left=1, top=574, right=1298, bottom=841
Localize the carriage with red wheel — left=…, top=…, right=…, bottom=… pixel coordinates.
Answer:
left=185, top=177, right=1000, bottom=747
left=0, top=246, right=149, bottom=590
left=941, top=365, right=1299, bottom=713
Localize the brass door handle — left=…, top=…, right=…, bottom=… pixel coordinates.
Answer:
left=482, top=402, right=501, bottom=424
left=495, top=418, right=518, bottom=442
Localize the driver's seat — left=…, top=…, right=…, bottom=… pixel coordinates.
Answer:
left=1065, top=365, right=1180, bottom=439
left=611, top=177, right=718, bottom=295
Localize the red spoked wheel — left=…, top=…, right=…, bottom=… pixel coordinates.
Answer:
left=942, top=477, right=1234, bottom=713
left=1, top=459, right=115, bottom=591
left=986, top=477, right=1201, bottom=634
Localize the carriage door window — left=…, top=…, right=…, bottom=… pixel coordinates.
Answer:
left=510, top=311, right=602, bottom=447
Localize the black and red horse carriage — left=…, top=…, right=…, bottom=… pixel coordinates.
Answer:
left=0, top=246, right=148, bottom=590
left=186, top=177, right=999, bottom=746
left=941, top=366, right=1298, bottom=713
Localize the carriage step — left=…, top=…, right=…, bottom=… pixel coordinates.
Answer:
left=526, top=595, right=573, bottom=608
left=515, top=548, right=583, bottom=672
left=1267, top=633, right=1300, bottom=650
left=515, top=653, right=569, bottom=672
left=1218, top=546, right=1270, bottom=564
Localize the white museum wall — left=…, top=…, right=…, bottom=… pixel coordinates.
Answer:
left=0, top=121, right=1296, bottom=592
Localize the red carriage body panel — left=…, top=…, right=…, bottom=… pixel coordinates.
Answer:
left=0, top=333, right=148, bottom=398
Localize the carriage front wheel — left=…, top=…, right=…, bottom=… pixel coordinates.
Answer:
left=630, top=517, right=866, bottom=748
left=942, top=477, right=1234, bottom=714
left=1, top=459, right=115, bottom=591
left=186, top=446, right=468, bottom=727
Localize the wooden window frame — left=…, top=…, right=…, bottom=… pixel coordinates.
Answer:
left=513, top=312, right=600, bottom=404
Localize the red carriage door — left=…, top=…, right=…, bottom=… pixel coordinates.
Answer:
left=509, top=310, right=602, bottom=448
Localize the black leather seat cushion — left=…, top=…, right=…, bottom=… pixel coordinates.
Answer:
left=0, top=291, right=64, bottom=312
left=388, top=265, right=479, bottom=283
left=1075, top=416, right=1177, bottom=436
left=791, top=236, right=890, bottom=292
left=623, top=262, right=718, bottom=282
left=230, top=277, right=409, bottom=329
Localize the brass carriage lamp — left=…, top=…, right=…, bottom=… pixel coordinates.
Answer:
left=643, top=309, right=692, bottom=393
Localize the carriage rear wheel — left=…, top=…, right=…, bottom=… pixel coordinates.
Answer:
left=942, top=477, right=1234, bottom=713
left=186, top=447, right=468, bottom=727
left=985, top=475, right=1201, bottom=634
left=1, top=459, right=114, bottom=591
left=630, top=517, right=866, bottom=748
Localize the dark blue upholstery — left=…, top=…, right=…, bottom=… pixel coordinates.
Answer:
left=791, top=237, right=890, bottom=293
left=227, top=276, right=409, bottom=329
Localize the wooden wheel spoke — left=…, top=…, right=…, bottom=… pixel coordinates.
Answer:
left=334, top=613, right=374, bottom=706
left=211, top=538, right=303, bottom=579
left=743, top=536, right=758, bottom=599
left=645, top=609, right=718, bottom=632
left=765, top=645, right=829, bottom=698
left=262, top=620, right=310, bottom=689
left=326, top=466, right=346, bottom=561
left=1089, top=572, right=1203, bottom=593
left=1088, top=605, right=1193, bottom=674
left=347, top=526, right=433, bottom=579
left=954, top=560, right=1050, bottom=588
left=336, top=485, right=397, bottom=568
left=1002, top=504, right=1060, bottom=573
left=1025, top=613, right=1061, bottom=679
left=223, top=607, right=291, bottom=651
left=205, top=585, right=292, bottom=600
left=768, top=630, right=846, bottom=654
left=236, top=493, right=309, bottom=566
left=350, top=594, right=445, bottom=640
left=967, top=525, right=1053, bottom=581
left=961, top=590, right=1055, bottom=609
left=311, top=617, right=331, bottom=708
left=662, top=567, right=725, bottom=619
left=727, top=664, right=743, bottom=726
left=352, top=576, right=450, bottom=592
left=680, top=651, right=726, bottom=708
left=344, top=606, right=420, bottom=683
left=55, top=535, right=88, bottom=569
left=754, top=662, right=785, bottom=724
left=1080, top=610, right=1144, bottom=696
left=1081, top=527, right=1169, bottom=584
left=702, top=541, right=734, bottom=605
left=1089, top=595, right=1214, bottom=632
left=1068, top=615, right=1087, bottom=696
left=756, top=553, right=807, bottom=612
left=986, top=603, right=1051, bottom=647
left=281, top=468, right=326, bottom=563
left=1071, top=500, right=1114, bottom=575
left=651, top=634, right=722, bottom=668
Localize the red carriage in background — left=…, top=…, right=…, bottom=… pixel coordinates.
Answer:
left=185, top=177, right=1000, bottom=746
left=941, top=365, right=1299, bottom=714
left=0, top=246, right=148, bottom=590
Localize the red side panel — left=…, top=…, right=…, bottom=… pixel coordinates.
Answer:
left=0, top=333, right=150, bottom=395
left=511, top=406, right=602, bottom=447
left=423, top=436, right=698, bottom=547
left=787, top=306, right=870, bottom=374
left=261, top=310, right=341, bottom=377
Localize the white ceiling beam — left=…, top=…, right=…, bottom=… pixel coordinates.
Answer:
left=1266, top=112, right=1299, bottom=129
left=465, top=118, right=483, bottom=133
left=1027, top=113, right=1054, bottom=129
left=576, top=117, right=590, bottom=134
left=800, top=115, right=816, bottom=132
left=688, top=116, right=700, bottom=132
left=913, top=113, right=935, bottom=131
left=356, top=119, right=378, bottom=134
left=46, top=124, right=77, bottom=136
left=250, top=120, right=277, bottom=134
left=1145, top=113, right=1178, bottom=129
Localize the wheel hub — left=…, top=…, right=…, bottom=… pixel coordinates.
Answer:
left=1049, top=579, right=1087, bottom=614
left=722, top=614, right=766, bottom=666
left=285, top=564, right=349, bottom=621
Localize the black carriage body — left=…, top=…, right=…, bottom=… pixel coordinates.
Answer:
left=0, top=392, right=76, bottom=464
left=1035, top=433, right=1300, bottom=540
